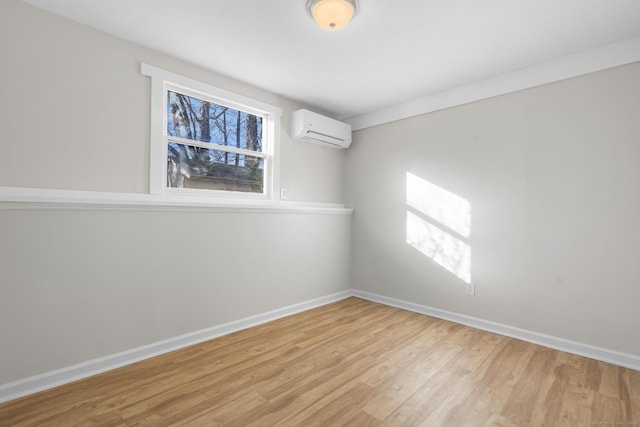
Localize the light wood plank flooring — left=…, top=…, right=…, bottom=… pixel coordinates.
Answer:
left=1, top=297, right=638, bottom=426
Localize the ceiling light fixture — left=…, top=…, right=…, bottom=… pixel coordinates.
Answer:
left=307, top=0, right=359, bottom=31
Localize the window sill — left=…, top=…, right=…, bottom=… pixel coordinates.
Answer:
left=0, top=186, right=353, bottom=215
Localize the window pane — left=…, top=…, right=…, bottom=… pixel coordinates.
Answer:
left=167, top=91, right=262, bottom=152
left=167, top=142, right=264, bottom=193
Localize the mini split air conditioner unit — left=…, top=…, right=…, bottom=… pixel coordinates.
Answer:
left=290, top=109, right=352, bottom=149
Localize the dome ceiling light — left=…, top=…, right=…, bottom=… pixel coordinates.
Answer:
left=307, top=0, right=359, bottom=31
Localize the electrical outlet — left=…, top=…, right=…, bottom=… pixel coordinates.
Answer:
left=465, top=282, right=476, bottom=296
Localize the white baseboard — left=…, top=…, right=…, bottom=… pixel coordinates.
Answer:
left=3, top=288, right=638, bottom=404
left=352, top=289, right=640, bottom=372
left=0, top=290, right=352, bottom=404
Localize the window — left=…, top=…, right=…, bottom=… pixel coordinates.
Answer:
left=142, top=63, right=282, bottom=203
left=166, top=89, right=266, bottom=193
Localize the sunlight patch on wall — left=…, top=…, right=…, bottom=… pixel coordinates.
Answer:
left=406, top=172, right=470, bottom=237
left=406, top=172, right=471, bottom=283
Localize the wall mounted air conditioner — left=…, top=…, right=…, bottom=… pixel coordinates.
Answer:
left=290, top=109, right=352, bottom=149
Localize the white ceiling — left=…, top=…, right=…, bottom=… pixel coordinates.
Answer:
left=21, top=0, right=640, bottom=121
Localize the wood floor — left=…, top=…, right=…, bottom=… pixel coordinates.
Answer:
left=1, top=297, right=638, bottom=426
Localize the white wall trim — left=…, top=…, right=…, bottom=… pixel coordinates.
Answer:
left=0, top=290, right=352, bottom=404
left=352, top=289, right=640, bottom=372
left=2, top=288, right=639, bottom=404
left=346, top=36, right=640, bottom=131
left=0, top=186, right=353, bottom=215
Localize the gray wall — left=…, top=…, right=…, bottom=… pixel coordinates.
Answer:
left=0, top=206, right=351, bottom=383
left=0, top=0, right=351, bottom=384
left=346, top=61, right=640, bottom=357
left=0, top=0, right=345, bottom=203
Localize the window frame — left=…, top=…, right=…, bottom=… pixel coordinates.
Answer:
left=142, top=63, right=282, bottom=205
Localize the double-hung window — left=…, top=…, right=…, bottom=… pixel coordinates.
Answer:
left=142, top=63, right=282, bottom=203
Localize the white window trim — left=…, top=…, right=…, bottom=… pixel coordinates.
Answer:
left=141, top=63, right=282, bottom=206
